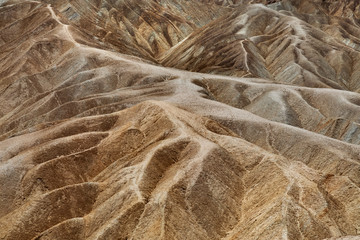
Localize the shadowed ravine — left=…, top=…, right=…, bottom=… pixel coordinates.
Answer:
left=0, top=0, right=360, bottom=239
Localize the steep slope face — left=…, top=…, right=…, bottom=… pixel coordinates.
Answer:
left=39, top=0, right=234, bottom=60
left=1, top=0, right=360, bottom=240
left=161, top=1, right=360, bottom=91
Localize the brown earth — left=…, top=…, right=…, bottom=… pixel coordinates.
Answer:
left=0, top=0, right=360, bottom=239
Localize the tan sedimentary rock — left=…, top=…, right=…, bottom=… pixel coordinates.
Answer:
left=0, top=0, right=360, bottom=239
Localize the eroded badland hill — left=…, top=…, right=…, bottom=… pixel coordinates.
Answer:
left=1, top=0, right=360, bottom=239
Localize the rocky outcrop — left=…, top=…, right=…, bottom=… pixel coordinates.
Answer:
left=0, top=0, right=360, bottom=239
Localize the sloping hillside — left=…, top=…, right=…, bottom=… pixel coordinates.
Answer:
left=0, top=0, right=360, bottom=239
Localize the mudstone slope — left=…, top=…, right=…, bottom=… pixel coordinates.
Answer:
left=0, top=0, right=360, bottom=239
